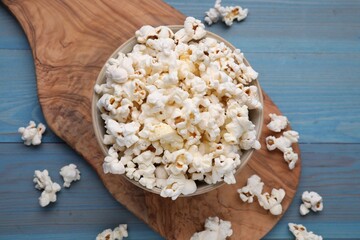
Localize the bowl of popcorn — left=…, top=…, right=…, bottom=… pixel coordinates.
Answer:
left=92, top=17, right=263, bottom=200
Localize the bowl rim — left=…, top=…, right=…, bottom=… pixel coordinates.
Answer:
left=91, top=25, right=264, bottom=197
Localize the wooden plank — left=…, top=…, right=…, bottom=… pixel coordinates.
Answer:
left=0, top=143, right=359, bottom=239
left=1, top=49, right=359, bottom=144
left=2, top=0, right=360, bottom=53
left=165, top=0, right=360, bottom=53
left=0, top=143, right=163, bottom=239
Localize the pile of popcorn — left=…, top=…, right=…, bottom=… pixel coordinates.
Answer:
left=95, top=17, right=262, bottom=200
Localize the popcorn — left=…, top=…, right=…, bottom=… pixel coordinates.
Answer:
left=266, top=130, right=299, bottom=170
left=207, top=154, right=240, bottom=184
left=33, top=169, right=51, bottom=190
left=190, top=216, right=233, bottom=240
left=164, top=149, right=193, bottom=175
left=155, top=165, right=168, bottom=188
left=218, top=5, right=248, bottom=26
left=288, top=223, right=323, bottom=240
left=33, top=169, right=61, bottom=207
left=204, top=0, right=221, bottom=25
left=267, top=113, right=289, bottom=132
left=39, top=181, right=61, bottom=207
left=300, top=191, right=324, bottom=216
left=184, top=17, right=207, bottom=41
left=243, top=86, right=262, bottom=110
left=103, top=147, right=126, bottom=175
left=96, top=224, right=128, bottom=240
left=258, top=188, right=286, bottom=216
left=238, top=175, right=285, bottom=215
left=59, top=164, right=80, bottom=188
left=135, top=25, right=156, bottom=43
left=106, top=119, right=140, bottom=148
left=299, top=203, right=310, bottom=216
left=96, top=17, right=262, bottom=200
left=237, top=174, right=264, bottom=203
left=160, top=174, right=197, bottom=200
left=284, top=149, right=299, bottom=170
left=18, top=121, right=46, bottom=146
left=204, top=0, right=248, bottom=26
left=106, top=65, right=128, bottom=83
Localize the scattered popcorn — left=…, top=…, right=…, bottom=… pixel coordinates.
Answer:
left=33, top=169, right=51, bottom=190
left=237, top=174, right=264, bottom=203
left=204, top=0, right=248, bottom=26
left=190, top=216, right=233, bottom=240
left=267, top=113, right=289, bottom=132
left=33, top=169, right=61, bottom=207
left=258, top=188, right=286, bottom=216
left=95, top=17, right=262, bottom=200
left=288, top=223, right=323, bottom=240
left=299, top=203, right=310, bottom=216
left=266, top=130, right=299, bottom=170
left=238, top=174, right=286, bottom=215
left=204, top=0, right=222, bottom=25
left=300, top=191, right=324, bottom=216
left=59, top=164, right=80, bottom=188
left=18, top=121, right=46, bottom=146
left=96, top=224, right=128, bottom=240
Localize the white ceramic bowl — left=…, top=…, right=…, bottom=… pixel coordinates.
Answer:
left=92, top=26, right=263, bottom=197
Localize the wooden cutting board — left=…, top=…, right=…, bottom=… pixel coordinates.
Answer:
left=3, top=0, right=301, bottom=239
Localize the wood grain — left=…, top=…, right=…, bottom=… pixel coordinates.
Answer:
left=2, top=0, right=300, bottom=239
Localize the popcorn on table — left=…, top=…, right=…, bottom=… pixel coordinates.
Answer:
left=59, top=164, right=81, bottom=188
left=288, top=223, right=323, bottom=240
left=300, top=191, right=324, bottom=216
left=95, top=17, right=262, bottom=200
left=33, top=169, right=61, bottom=207
left=267, top=113, right=288, bottom=132
left=18, top=121, right=46, bottom=146
left=96, top=224, right=128, bottom=240
left=266, top=130, right=299, bottom=170
left=205, top=0, right=248, bottom=26
left=190, top=216, right=233, bottom=240
left=238, top=174, right=286, bottom=215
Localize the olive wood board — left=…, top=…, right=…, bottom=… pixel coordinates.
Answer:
left=2, top=0, right=301, bottom=239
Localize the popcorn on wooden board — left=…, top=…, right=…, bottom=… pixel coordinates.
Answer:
left=267, top=113, right=289, bottom=132
left=238, top=174, right=286, bottom=215
left=190, top=216, right=233, bottom=240
left=266, top=130, right=299, bottom=170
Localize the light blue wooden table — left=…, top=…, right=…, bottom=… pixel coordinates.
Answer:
left=1, top=0, right=359, bottom=239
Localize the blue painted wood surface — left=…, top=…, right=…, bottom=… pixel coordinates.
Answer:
left=0, top=0, right=359, bottom=239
